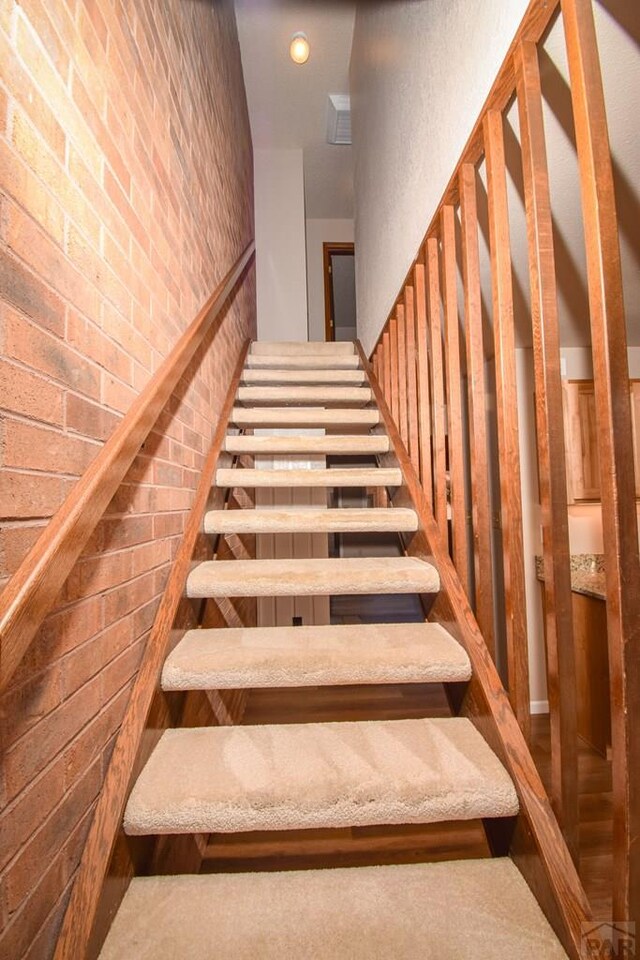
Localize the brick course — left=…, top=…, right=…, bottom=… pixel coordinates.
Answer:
left=0, top=0, right=255, bottom=955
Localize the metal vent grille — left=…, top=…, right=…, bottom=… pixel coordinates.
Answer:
left=327, top=93, right=351, bottom=145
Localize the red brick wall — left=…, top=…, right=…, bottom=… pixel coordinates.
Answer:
left=0, top=0, right=255, bottom=955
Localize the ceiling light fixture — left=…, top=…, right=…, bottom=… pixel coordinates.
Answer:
left=289, top=32, right=310, bottom=65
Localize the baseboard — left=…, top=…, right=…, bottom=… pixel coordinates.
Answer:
left=530, top=699, right=549, bottom=715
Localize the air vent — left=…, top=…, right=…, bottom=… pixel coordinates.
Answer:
left=327, top=94, right=351, bottom=145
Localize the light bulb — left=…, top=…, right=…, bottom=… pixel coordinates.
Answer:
left=289, top=32, right=310, bottom=65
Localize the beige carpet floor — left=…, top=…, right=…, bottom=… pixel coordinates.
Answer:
left=99, top=857, right=567, bottom=959
left=124, top=717, right=518, bottom=835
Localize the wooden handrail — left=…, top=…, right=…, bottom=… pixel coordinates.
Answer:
left=54, top=342, right=251, bottom=959
left=0, top=241, right=255, bottom=692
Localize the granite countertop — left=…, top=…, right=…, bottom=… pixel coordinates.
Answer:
left=535, top=554, right=606, bottom=601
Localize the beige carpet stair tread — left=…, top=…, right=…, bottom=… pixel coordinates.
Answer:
left=162, top=622, right=471, bottom=689
left=246, top=354, right=361, bottom=369
left=250, top=340, right=355, bottom=356
left=123, top=717, right=518, bottom=835
left=230, top=407, right=379, bottom=428
left=223, top=434, right=389, bottom=455
left=204, top=507, right=417, bottom=534
left=242, top=368, right=366, bottom=384
left=237, top=385, right=371, bottom=406
left=215, top=466, right=402, bottom=487
left=98, top=859, right=567, bottom=960
left=186, top=556, right=439, bottom=598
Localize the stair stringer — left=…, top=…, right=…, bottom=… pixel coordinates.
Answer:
left=53, top=344, right=253, bottom=960
left=355, top=340, right=592, bottom=959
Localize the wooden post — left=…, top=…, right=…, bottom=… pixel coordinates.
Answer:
left=441, top=206, right=470, bottom=594
left=459, top=162, right=495, bottom=656
left=404, top=285, right=421, bottom=474
left=562, top=0, right=640, bottom=920
left=483, top=109, right=531, bottom=743
left=516, top=39, right=578, bottom=858
left=396, top=303, right=409, bottom=446
left=383, top=331, right=391, bottom=403
left=414, top=261, right=434, bottom=509
left=389, top=313, right=400, bottom=425
left=426, top=237, right=448, bottom=543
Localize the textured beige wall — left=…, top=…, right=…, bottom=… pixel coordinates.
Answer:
left=350, top=0, right=529, bottom=354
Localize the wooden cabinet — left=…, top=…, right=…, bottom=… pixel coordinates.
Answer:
left=540, top=585, right=611, bottom=757
left=564, top=380, right=600, bottom=501
left=630, top=381, right=640, bottom=498
left=573, top=592, right=611, bottom=757
left=563, top=379, right=640, bottom=501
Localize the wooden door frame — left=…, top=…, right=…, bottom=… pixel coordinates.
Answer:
left=323, top=242, right=355, bottom=341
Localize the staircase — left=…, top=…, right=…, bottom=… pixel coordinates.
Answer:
left=97, top=341, right=568, bottom=958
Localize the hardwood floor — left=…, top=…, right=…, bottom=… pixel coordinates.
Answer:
left=530, top=713, right=613, bottom=922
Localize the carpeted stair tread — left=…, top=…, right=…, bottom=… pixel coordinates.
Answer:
left=215, top=466, right=402, bottom=487
left=204, top=507, right=418, bottom=534
left=185, top=556, right=439, bottom=598
left=98, top=859, right=567, bottom=960
left=230, top=406, right=380, bottom=428
left=237, top=385, right=372, bottom=405
left=162, top=621, right=471, bottom=689
left=123, top=717, right=518, bottom=835
left=242, top=368, right=366, bottom=384
left=246, top=354, right=361, bottom=369
left=250, top=340, right=355, bottom=356
left=223, top=434, right=389, bottom=455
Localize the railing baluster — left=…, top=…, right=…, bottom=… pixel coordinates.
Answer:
left=383, top=330, right=392, bottom=403
left=483, top=110, right=531, bottom=742
left=441, top=206, right=470, bottom=594
left=389, top=313, right=400, bottom=424
left=562, top=0, right=640, bottom=917
left=459, top=163, right=495, bottom=656
left=414, top=261, right=434, bottom=509
left=516, top=39, right=578, bottom=857
left=426, top=237, right=448, bottom=542
left=397, top=303, right=409, bottom=446
left=404, top=285, right=420, bottom=475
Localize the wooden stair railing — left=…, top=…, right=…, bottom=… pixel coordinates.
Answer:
left=0, top=241, right=255, bottom=692
left=369, top=0, right=639, bottom=925
left=54, top=344, right=251, bottom=960
left=357, top=340, right=592, bottom=956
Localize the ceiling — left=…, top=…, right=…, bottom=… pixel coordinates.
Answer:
left=234, top=0, right=355, bottom=219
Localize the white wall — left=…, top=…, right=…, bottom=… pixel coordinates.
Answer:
left=350, top=0, right=529, bottom=353
left=254, top=148, right=308, bottom=341
left=305, top=218, right=354, bottom=341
